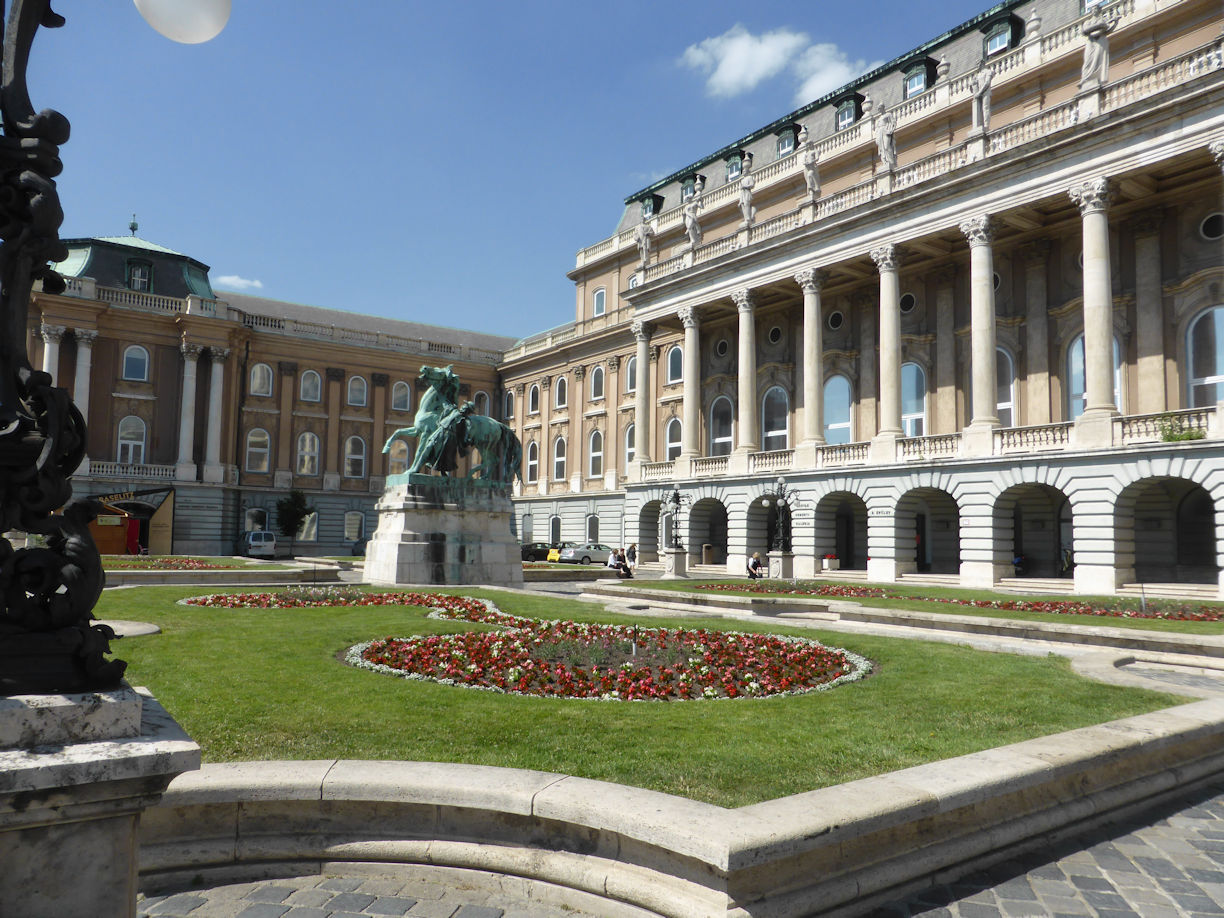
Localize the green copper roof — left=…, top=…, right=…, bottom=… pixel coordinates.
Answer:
left=56, top=245, right=91, bottom=278
left=93, top=235, right=187, bottom=257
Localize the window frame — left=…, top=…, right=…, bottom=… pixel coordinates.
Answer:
left=554, top=376, right=568, bottom=410
left=996, top=347, right=1016, bottom=427
left=1188, top=306, right=1224, bottom=408
left=126, top=260, right=152, bottom=292
left=725, top=155, right=742, bottom=182
left=347, top=376, right=368, bottom=407
left=665, top=418, right=682, bottom=461
left=625, top=356, right=637, bottom=393
left=249, top=362, right=273, bottom=397
left=836, top=100, right=857, bottom=130
left=900, top=362, right=928, bottom=437
left=387, top=439, right=409, bottom=475
left=344, top=511, right=365, bottom=543
left=1067, top=333, right=1122, bottom=418
left=525, top=441, right=539, bottom=482
left=666, top=345, right=683, bottom=384
left=245, top=427, right=271, bottom=473
left=300, top=369, right=322, bottom=402
left=592, top=287, right=606, bottom=317
left=588, top=429, right=603, bottom=478
left=709, top=396, right=734, bottom=456
left=473, top=391, right=490, bottom=416
left=296, top=431, right=320, bottom=476
left=590, top=365, right=605, bottom=401
left=761, top=386, right=790, bottom=452
left=117, top=415, right=146, bottom=464
left=624, top=423, right=635, bottom=465
left=553, top=436, right=567, bottom=481
left=503, top=391, right=515, bottom=419
left=823, top=375, right=852, bottom=444
left=528, top=384, right=540, bottom=414
left=122, top=345, right=150, bottom=382
left=296, top=511, right=318, bottom=543
left=903, top=65, right=927, bottom=99
left=391, top=380, right=411, bottom=412
left=344, top=436, right=366, bottom=478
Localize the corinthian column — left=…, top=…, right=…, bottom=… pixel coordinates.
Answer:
left=202, top=347, right=230, bottom=483
left=72, top=330, right=96, bottom=427
left=631, top=320, right=652, bottom=462
left=795, top=268, right=827, bottom=444
left=871, top=245, right=902, bottom=436
left=1069, top=177, right=1117, bottom=418
left=40, top=323, right=65, bottom=382
left=679, top=306, right=701, bottom=458
left=960, top=215, right=999, bottom=429
left=733, top=289, right=759, bottom=453
left=175, top=342, right=202, bottom=480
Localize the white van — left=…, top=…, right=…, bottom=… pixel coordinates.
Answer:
left=240, top=530, right=277, bottom=558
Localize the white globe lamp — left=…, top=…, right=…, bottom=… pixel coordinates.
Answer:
left=134, top=0, right=230, bottom=44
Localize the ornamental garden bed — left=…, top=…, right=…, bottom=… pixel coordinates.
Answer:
left=186, top=589, right=869, bottom=700
left=103, top=555, right=246, bottom=571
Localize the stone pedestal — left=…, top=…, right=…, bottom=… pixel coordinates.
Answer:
left=0, top=686, right=200, bottom=918
left=365, top=474, right=524, bottom=587
left=768, top=551, right=794, bottom=579
left=661, top=547, right=688, bottom=580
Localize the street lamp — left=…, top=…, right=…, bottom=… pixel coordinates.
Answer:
left=667, top=484, right=689, bottom=549
left=0, top=1, right=227, bottom=694
left=759, top=476, right=794, bottom=553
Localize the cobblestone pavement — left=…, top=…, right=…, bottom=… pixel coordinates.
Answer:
left=137, top=871, right=607, bottom=918
left=870, top=778, right=1224, bottom=918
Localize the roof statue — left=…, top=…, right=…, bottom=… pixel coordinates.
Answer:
left=383, top=365, right=521, bottom=485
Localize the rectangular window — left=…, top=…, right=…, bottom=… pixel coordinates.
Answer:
left=725, top=157, right=742, bottom=181
left=776, top=133, right=794, bottom=157
left=680, top=179, right=695, bottom=202
left=297, top=512, right=318, bottom=542
left=985, top=27, right=1009, bottom=55
left=344, top=512, right=364, bottom=542
left=904, top=70, right=926, bottom=98
left=837, top=102, right=856, bottom=130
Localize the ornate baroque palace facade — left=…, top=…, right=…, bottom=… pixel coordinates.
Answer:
left=28, top=237, right=514, bottom=554
left=500, top=0, right=1224, bottom=594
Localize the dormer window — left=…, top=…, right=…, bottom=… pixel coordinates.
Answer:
left=901, top=56, right=938, bottom=100
left=985, top=23, right=1009, bottom=55
left=127, top=260, right=151, bottom=292
left=725, top=155, right=742, bottom=182
left=681, top=178, right=696, bottom=202
left=834, top=95, right=863, bottom=131
left=904, top=66, right=927, bottom=99
left=981, top=14, right=1024, bottom=57
left=775, top=127, right=797, bottom=158
left=638, top=193, right=663, bottom=219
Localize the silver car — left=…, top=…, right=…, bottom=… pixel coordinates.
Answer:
left=558, top=542, right=615, bottom=565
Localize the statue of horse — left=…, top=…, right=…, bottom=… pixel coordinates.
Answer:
left=382, top=365, right=521, bottom=484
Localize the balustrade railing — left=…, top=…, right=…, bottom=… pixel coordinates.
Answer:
left=899, top=433, right=960, bottom=461
left=691, top=455, right=729, bottom=477
left=989, top=99, right=1080, bottom=156
left=100, top=285, right=184, bottom=315
left=693, top=235, right=739, bottom=265
left=88, top=461, right=177, bottom=480
left=645, top=255, right=685, bottom=283
left=748, top=449, right=793, bottom=474
left=748, top=211, right=800, bottom=246
left=994, top=422, right=1071, bottom=453
left=1103, top=40, right=1223, bottom=113
left=817, top=442, right=869, bottom=467
left=1117, top=407, right=1213, bottom=444
left=642, top=460, right=674, bottom=482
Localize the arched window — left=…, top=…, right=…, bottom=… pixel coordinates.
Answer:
left=347, top=376, right=367, bottom=407
left=473, top=391, right=490, bottom=416
left=625, top=355, right=637, bottom=393
left=525, top=441, right=539, bottom=482
left=387, top=439, right=409, bottom=475
left=588, top=430, right=603, bottom=477
left=122, top=345, right=149, bottom=381
left=624, top=423, right=635, bottom=465
left=344, top=511, right=365, bottom=542
left=554, top=377, right=568, bottom=409
left=996, top=348, right=1016, bottom=427
left=1067, top=333, right=1121, bottom=419
left=528, top=384, right=541, bottom=414
left=244, top=508, right=267, bottom=531
left=297, top=511, right=318, bottom=542
left=586, top=514, right=599, bottom=542
left=1188, top=306, right=1224, bottom=407
left=391, top=380, right=411, bottom=411
left=667, top=345, right=683, bottom=384
left=901, top=363, right=927, bottom=437
left=503, top=391, right=515, bottom=419
left=117, top=415, right=145, bottom=464
left=549, top=515, right=562, bottom=544
left=665, top=418, right=682, bottom=460
left=590, top=365, right=605, bottom=400
left=762, top=386, right=789, bottom=451
left=710, top=397, right=733, bottom=456
left=344, top=436, right=366, bottom=477
left=824, top=375, right=852, bottom=444
left=296, top=431, right=320, bottom=476
left=553, top=437, right=567, bottom=480
left=245, top=428, right=271, bottom=472
left=300, top=370, right=321, bottom=402
left=592, top=287, right=606, bottom=316
left=249, top=362, right=273, bottom=397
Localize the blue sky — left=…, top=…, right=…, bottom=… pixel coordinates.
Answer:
left=33, top=1, right=993, bottom=339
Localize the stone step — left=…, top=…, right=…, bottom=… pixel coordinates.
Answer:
left=1118, top=582, right=1220, bottom=601
left=996, top=577, right=1076, bottom=594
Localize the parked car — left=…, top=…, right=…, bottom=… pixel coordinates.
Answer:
left=521, top=541, right=552, bottom=561
left=240, top=530, right=277, bottom=558
left=546, top=541, right=576, bottom=562
left=559, top=542, right=615, bottom=565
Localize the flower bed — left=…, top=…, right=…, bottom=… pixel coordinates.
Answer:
left=349, top=599, right=870, bottom=701
left=104, top=556, right=236, bottom=571
left=185, top=587, right=486, bottom=612
left=696, top=582, right=1224, bottom=623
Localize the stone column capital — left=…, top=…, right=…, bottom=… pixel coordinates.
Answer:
left=371, top=372, right=389, bottom=387
left=74, top=329, right=98, bottom=348
left=209, top=347, right=231, bottom=364
left=678, top=305, right=700, bottom=329
left=514, top=383, right=525, bottom=395
left=606, top=355, right=620, bottom=370
left=572, top=365, right=584, bottom=380
left=630, top=319, right=652, bottom=342
left=1021, top=240, right=1052, bottom=265
left=732, top=288, right=754, bottom=313
left=325, top=367, right=345, bottom=382
left=958, top=215, right=995, bottom=246
left=180, top=342, right=203, bottom=361
left=40, top=323, right=65, bottom=342
left=794, top=268, right=829, bottom=293
left=1068, top=177, right=1113, bottom=215
left=278, top=360, right=298, bottom=376
left=650, top=346, right=660, bottom=363
left=1210, top=138, right=1224, bottom=171
left=869, top=245, right=899, bottom=272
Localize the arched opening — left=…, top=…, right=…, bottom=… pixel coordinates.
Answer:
left=993, top=483, right=1069, bottom=578
left=549, top=515, right=562, bottom=545
left=687, top=497, right=729, bottom=565
left=1116, top=477, right=1218, bottom=585
left=638, top=500, right=662, bottom=562
left=895, top=487, right=960, bottom=574
left=814, top=491, right=868, bottom=570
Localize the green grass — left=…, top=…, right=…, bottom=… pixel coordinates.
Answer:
left=101, top=585, right=1186, bottom=808
left=634, top=579, right=1224, bottom=635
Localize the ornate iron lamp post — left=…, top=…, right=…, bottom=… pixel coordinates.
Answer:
left=0, top=0, right=228, bottom=695
left=667, top=483, right=689, bottom=550
left=759, top=476, right=795, bottom=553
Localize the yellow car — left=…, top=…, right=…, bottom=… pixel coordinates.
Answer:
left=546, top=542, right=575, bottom=562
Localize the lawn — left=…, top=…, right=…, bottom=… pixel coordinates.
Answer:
left=102, top=585, right=1185, bottom=808
left=635, top=579, right=1224, bottom=634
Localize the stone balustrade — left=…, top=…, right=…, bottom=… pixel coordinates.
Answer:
left=642, top=460, right=675, bottom=482
left=87, top=461, right=177, bottom=480
left=899, top=433, right=961, bottom=461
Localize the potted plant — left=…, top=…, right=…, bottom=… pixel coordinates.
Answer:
left=822, top=553, right=840, bottom=571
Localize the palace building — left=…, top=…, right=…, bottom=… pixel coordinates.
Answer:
left=499, top=0, right=1224, bottom=595
left=23, top=0, right=1224, bottom=595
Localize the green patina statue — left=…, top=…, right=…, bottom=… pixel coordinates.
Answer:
left=383, top=365, right=522, bottom=484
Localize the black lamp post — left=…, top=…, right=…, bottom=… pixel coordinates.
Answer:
left=0, top=0, right=228, bottom=695
left=667, top=484, right=688, bottom=550
left=759, top=476, right=795, bottom=553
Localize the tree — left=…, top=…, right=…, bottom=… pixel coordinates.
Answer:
left=275, top=490, right=314, bottom=557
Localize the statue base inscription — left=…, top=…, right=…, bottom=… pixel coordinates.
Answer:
left=365, top=475, right=524, bottom=588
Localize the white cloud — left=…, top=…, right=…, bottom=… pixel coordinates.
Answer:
left=792, top=44, right=882, bottom=105
left=681, top=25, right=809, bottom=98
left=215, top=274, right=264, bottom=291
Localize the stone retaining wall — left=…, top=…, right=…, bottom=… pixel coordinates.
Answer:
left=139, top=699, right=1224, bottom=917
